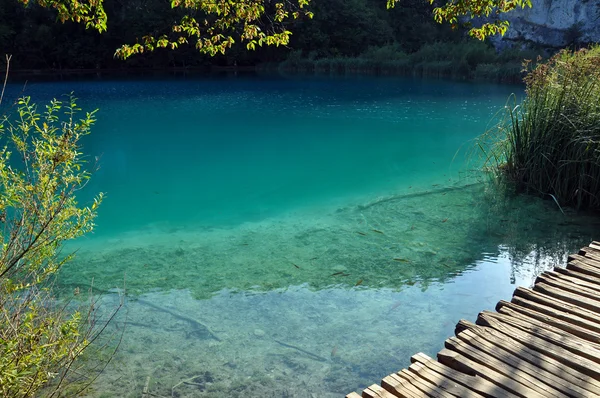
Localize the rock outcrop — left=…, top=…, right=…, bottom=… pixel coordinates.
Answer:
left=490, top=0, right=600, bottom=49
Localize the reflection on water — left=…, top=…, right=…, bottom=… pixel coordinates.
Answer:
left=64, top=180, right=598, bottom=397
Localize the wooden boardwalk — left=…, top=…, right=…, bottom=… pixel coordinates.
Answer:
left=347, top=241, right=600, bottom=398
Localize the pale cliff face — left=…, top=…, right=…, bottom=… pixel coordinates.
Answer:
left=491, top=0, right=600, bottom=49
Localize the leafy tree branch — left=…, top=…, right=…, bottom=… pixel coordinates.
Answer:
left=14, top=0, right=532, bottom=58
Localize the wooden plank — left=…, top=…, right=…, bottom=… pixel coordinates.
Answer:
left=570, top=253, right=600, bottom=269
left=397, top=368, right=455, bottom=398
left=580, top=247, right=600, bottom=263
left=479, top=310, right=600, bottom=364
left=407, top=361, right=485, bottom=398
left=455, top=326, right=595, bottom=398
left=590, top=241, right=600, bottom=250
left=545, top=270, right=600, bottom=292
left=458, top=319, right=600, bottom=392
left=347, top=393, right=362, bottom=398
left=553, top=267, right=600, bottom=289
left=363, top=384, right=399, bottom=398
left=411, top=353, right=517, bottom=398
left=437, top=348, right=543, bottom=398
left=568, top=258, right=600, bottom=278
left=496, top=303, right=600, bottom=347
left=513, top=286, right=600, bottom=325
left=504, top=297, right=600, bottom=339
left=536, top=273, right=600, bottom=305
left=476, top=311, right=600, bottom=378
left=382, top=374, right=422, bottom=398
left=533, top=282, right=600, bottom=314
left=444, top=336, right=566, bottom=398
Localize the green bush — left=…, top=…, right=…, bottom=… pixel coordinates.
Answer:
left=478, top=46, right=600, bottom=210
left=0, top=95, right=114, bottom=397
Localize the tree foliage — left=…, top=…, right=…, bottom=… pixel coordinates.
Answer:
left=390, top=0, right=533, bottom=40
left=13, top=0, right=532, bottom=59
left=0, top=94, right=109, bottom=397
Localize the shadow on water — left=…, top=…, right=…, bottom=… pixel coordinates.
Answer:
left=59, top=179, right=599, bottom=398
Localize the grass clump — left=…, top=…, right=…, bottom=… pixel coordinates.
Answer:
left=478, top=45, right=600, bottom=210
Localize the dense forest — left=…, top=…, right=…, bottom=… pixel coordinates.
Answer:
left=0, top=0, right=542, bottom=80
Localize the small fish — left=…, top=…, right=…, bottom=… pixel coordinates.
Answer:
left=241, top=243, right=249, bottom=246
left=411, top=224, right=415, bottom=230
left=355, top=279, right=363, bottom=286
left=331, top=271, right=349, bottom=277
left=371, top=229, right=384, bottom=234
left=432, top=184, right=440, bottom=187
left=292, top=263, right=301, bottom=269
left=442, top=218, right=448, bottom=223
left=389, top=301, right=402, bottom=311
left=357, top=231, right=367, bottom=236
left=310, top=257, right=318, bottom=260
left=406, top=280, right=416, bottom=286
left=393, top=258, right=411, bottom=263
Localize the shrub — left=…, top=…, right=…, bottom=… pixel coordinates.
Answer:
left=0, top=95, right=116, bottom=397
left=478, top=46, right=600, bottom=210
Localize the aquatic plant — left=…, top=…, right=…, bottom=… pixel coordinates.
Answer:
left=0, top=94, right=119, bottom=397
left=478, top=45, right=600, bottom=210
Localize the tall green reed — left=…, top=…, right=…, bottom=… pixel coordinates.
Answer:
left=478, top=46, right=600, bottom=210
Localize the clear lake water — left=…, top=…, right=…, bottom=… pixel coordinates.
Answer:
left=4, top=74, right=600, bottom=397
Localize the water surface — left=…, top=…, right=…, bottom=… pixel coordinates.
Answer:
left=6, top=75, right=598, bottom=397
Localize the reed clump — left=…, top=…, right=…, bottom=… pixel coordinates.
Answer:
left=479, top=45, right=600, bottom=210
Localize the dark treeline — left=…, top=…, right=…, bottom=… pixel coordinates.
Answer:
left=0, top=0, right=541, bottom=80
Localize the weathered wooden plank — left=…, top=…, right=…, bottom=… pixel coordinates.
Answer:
left=536, top=273, right=600, bottom=306
left=568, top=258, right=600, bottom=278
left=458, top=319, right=600, bottom=392
left=545, top=270, right=600, bottom=292
left=513, top=287, right=600, bottom=325
left=496, top=302, right=600, bottom=346
left=590, top=241, right=600, bottom=250
left=456, top=326, right=595, bottom=398
left=397, top=369, right=456, bottom=398
left=503, top=297, right=600, bottom=339
left=480, top=310, right=600, bottom=364
left=444, top=336, right=566, bottom=398
left=534, top=282, right=600, bottom=314
left=382, top=373, right=423, bottom=398
left=569, top=253, right=600, bottom=269
left=411, top=353, right=517, bottom=398
left=580, top=247, right=600, bottom=263
left=347, top=393, right=362, bottom=398
left=363, top=384, right=399, bottom=398
left=552, top=267, right=600, bottom=290
left=407, top=362, right=483, bottom=397
left=476, top=312, right=600, bottom=378
left=407, top=361, right=485, bottom=398
left=437, top=348, right=543, bottom=398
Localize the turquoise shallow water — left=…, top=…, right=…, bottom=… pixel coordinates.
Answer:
left=5, top=74, right=600, bottom=397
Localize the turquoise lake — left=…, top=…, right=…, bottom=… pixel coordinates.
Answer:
left=5, top=74, right=599, bottom=397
